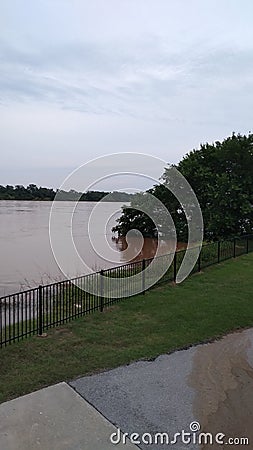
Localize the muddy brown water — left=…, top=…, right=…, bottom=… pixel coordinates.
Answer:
left=0, top=201, right=183, bottom=297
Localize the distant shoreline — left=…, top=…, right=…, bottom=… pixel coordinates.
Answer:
left=0, top=184, right=134, bottom=202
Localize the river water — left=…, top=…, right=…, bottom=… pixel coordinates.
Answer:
left=0, top=201, right=176, bottom=297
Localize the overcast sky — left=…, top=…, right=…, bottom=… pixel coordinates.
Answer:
left=1, top=0, right=253, bottom=190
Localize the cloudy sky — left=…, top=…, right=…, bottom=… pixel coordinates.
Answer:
left=1, top=0, right=253, bottom=190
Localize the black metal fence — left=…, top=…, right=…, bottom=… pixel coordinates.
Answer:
left=1, top=234, right=253, bottom=348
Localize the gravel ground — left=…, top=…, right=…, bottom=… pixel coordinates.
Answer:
left=70, top=347, right=198, bottom=450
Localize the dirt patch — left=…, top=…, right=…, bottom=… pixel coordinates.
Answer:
left=103, top=305, right=120, bottom=313
left=53, top=327, right=74, bottom=337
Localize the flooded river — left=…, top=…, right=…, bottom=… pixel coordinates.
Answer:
left=0, top=201, right=176, bottom=297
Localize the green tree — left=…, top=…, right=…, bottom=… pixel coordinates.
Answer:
left=113, top=133, right=253, bottom=241
left=112, top=193, right=158, bottom=237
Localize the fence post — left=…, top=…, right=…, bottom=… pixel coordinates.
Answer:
left=142, top=259, right=146, bottom=294
left=0, top=300, right=2, bottom=347
left=38, top=285, right=43, bottom=336
left=173, top=252, right=177, bottom=283
left=100, top=270, right=104, bottom=312
left=233, top=238, right=236, bottom=258
left=198, top=247, right=201, bottom=272
left=217, top=241, right=221, bottom=263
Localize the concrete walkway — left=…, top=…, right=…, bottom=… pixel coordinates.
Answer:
left=0, top=383, right=138, bottom=450
left=1, top=328, right=253, bottom=449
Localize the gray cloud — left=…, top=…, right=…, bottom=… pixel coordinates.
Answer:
left=1, top=0, right=253, bottom=187
left=2, top=38, right=253, bottom=121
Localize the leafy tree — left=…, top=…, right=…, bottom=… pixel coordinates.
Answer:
left=113, top=133, right=253, bottom=241
left=112, top=193, right=158, bottom=238
left=14, top=185, right=33, bottom=200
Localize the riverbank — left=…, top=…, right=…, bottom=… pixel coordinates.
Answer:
left=1, top=253, right=253, bottom=404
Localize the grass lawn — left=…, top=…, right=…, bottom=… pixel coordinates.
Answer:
left=0, top=253, right=253, bottom=404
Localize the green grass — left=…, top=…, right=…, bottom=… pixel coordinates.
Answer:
left=1, top=253, right=253, bottom=404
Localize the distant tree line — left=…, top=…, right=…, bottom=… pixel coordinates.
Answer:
left=0, top=184, right=133, bottom=202
left=113, top=133, right=253, bottom=241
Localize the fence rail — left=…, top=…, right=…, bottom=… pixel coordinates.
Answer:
left=1, top=234, right=253, bottom=348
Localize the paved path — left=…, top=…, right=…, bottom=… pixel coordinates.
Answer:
left=0, top=383, right=138, bottom=450
left=70, top=328, right=253, bottom=450
left=1, top=328, right=253, bottom=449
left=70, top=347, right=197, bottom=449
